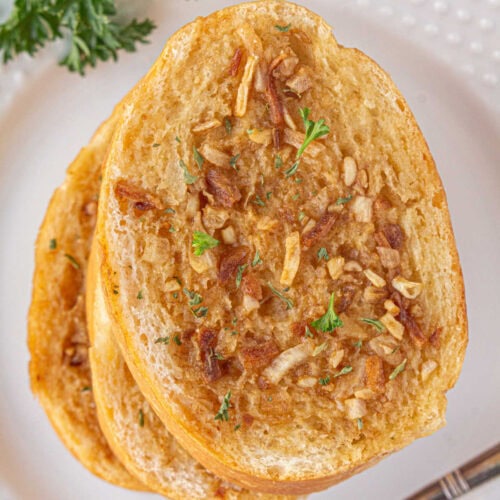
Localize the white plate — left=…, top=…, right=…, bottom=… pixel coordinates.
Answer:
left=0, top=1, right=499, bottom=499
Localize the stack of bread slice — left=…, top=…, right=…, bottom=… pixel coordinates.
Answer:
left=28, top=1, right=467, bottom=497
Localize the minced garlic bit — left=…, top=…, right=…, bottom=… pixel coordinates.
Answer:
left=345, top=398, right=367, bottom=419
left=364, top=269, right=386, bottom=288
left=235, top=54, right=259, bottom=117
left=351, top=196, right=373, bottom=223
left=343, top=156, right=357, bottom=187
left=384, top=299, right=400, bottom=315
left=263, top=342, right=313, bottom=385
left=379, top=313, right=404, bottom=341
left=327, top=256, right=345, bottom=280
left=392, top=275, right=423, bottom=299
left=192, top=119, right=222, bottom=133
left=421, top=360, right=438, bottom=381
left=280, top=231, right=301, bottom=287
left=221, top=226, right=237, bottom=245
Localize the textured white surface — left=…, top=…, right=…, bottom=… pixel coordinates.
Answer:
left=0, top=1, right=499, bottom=499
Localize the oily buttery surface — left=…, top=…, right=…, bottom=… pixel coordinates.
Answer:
left=98, top=0, right=467, bottom=493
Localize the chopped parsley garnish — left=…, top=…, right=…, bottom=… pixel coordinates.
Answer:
left=183, top=288, right=203, bottom=306
left=296, top=108, right=330, bottom=158
left=138, top=409, right=144, bottom=427
left=175, top=136, right=181, bottom=143
left=230, top=330, right=239, bottom=336
left=251, top=251, right=262, bottom=267
left=275, top=23, right=292, bottom=32
left=357, top=418, right=363, bottom=430
left=192, top=231, right=219, bottom=255
left=266, top=191, right=272, bottom=200
left=215, top=352, right=225, bottom=361
left=192, top=306, right=208, bottom=318
left=336, top=194, right=353, bottom=205
left=152, top=143, right=160, bottom=148
left=137, top=290, right=143, bottom=300
left=234, top=423, right=241, bottom=431
left=81, top=386, right=91, bottom=392
left=247, top=129, right=254, bottom=135
left=179, top=160, right=197, bottom=184
left=298, top=211, right=306, bottom=222
left=389, top=359, right=407, bottom=380
left=169, top=226, right=176, bottom=232
left=313, top=342, right=328, bottom=357
left=155, top=336, right=170, bottom=345
left=317, top=247, right=329, bottom=261
left=236, top=264, right=247, bottom=289
left=305, top=326, right=314, bottom=338
left=214, top=391, right=232, bottom=422
left=173, top=292, right=178, bottom=299
left=64, top=254, right=80, bottom=270
left=295, top=178, right=303, bottom=184
left=49, top=238, right=57, bottom=250
left=319, top=375, right=331, bottom=386
left=353, top=340, right=363, bottom=349
left=163, top=207, right=176, bottom=214
left=292, top=193, right=300, bottom=201
left=361, top=318, right=385, bottom=333
left=229, top=154, right=240, bottom=170
left=267, top=282, right=293, bottom=310
left=224, top=117, right=232, bottom=134
left=334, top=366, right=353, bottom=378
left=275, top=154, right=283, bottom=169
left=311, top=293, right=343, bottom=333
left=285, top=160, right=300, bottom=178
left=232, top=317, right=238, bottom=325
left=252, top=195, right=266, bottom=207
left=193, top=146, right=204, bottom=169
left=173, top=334, right=182, bottom=346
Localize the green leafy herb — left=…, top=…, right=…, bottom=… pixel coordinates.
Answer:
left=192, top=306, right=208, bottom=318
left=163, top=207, right=176, bottom=214
left=317, top=247, right=329, bottom=261
left=357, top=418, right=363, bottom=430
left=49, top=238, right=57, bottom=250
left=312, top=342, right=328, bottom=357
left=275, top=23, right=291, bottom=32
left=214, top=391, right=232, bottom=422
left=230, top=154, right=240, bottom=170
left=353, top=340, right=363, bottom=349
left=232, top=317, right=238, bottom=325
left=236, top=264, right=247, bottom=289
left=336, top=194, right=353, bottom=205
left=296, top=108, right=330, bottom=159
left=179, top=160, right=198, bottom=184
left=152, top=143, right=160, bottom=148
left=81, top=386, right=91, bottom=392
left=173, top=334, right=182, bottom=346
left=137, top=290, right=143, bottom=300
left=361, top=318, right=385, bottom=333
left=334, top=366, right=353, bottom=378
left=252, top=195, right=266, bottom=207
left=285, top=160, right=300, bottom=178
left=275, top=154, right=283, bottom=169
left=292, top=193, right=300, bottom=201
left=230, top=330, right=239, bottom=336
left=319, top=375, right=331, bottom=386
left=215, top=352, right=225, bottom=361
left=295, top=178, right=303, bottom=184
left=183, top=288, right=202, bottom=306
left=234, top=423, right=241, bottom=431
left=267, top=282, right=293, bottom=310
left=298, top=211, right=305, bottom=222
left=173, top=292, right=178, bottom=299
left=169, top=226, right=176, bottom=233
left=224, top=117, right=232, bottom=134
left=155, top=336, right=170, bottom=345
left=389, top=359, right=407, bottom=380
left=266, top=191, right=272, bottom=200
left=64, top=254, right=80, bottom=270
left=311, top=293, right=343, bottom=333
left=305, top=326, right=314, bottom=338
left=251, top=251, right=262, bottom=267
left=192, top=231, right=219, bottom=256
left=247, top=129, right=254, bottom=135
left=138, top=409, right=144, bottom=427
left=0, top=0, right=156, bottom=75
left=193, top=146, right=204, bottom=169
left=175, top=136, right=181, bottom=143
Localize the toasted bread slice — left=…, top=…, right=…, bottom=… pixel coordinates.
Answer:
left=97, top=0, right=467, bottom=494
left=27, top=111, right=145, bottom=489
left=87, top=243, right=298, bottom=500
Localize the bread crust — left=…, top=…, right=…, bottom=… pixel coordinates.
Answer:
left=97, top=0, right=467, bottom=494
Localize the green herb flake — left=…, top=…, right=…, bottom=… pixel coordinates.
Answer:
left=230, top=154, right=240, bottom=170
left=230, top=330, right=239, bottom=336
left=251, top=251, right=262, bottom=267
left=232, top=317, right=238, bottom=325
left=169, top=226, right=176, bottom=233
left=163, top=207, right=176, bottom=214
left=275, top=23, right=292, bottom=32
left=234, top=423, right=241, bottom=431
left=266, top=191, right=272, bottom=200
left=292, top=193, right=300, bottom=201
left=319, top=375, right=331, bottom=386
left=285, top=160, right=300, bottom=178
left=336, top=194, right=353, bottom=205
left=298, top=211, right=306, bottom=222
left=175, top=136, right=181, bottom=143
left=296, top=108, right=330, bottom=159
left=334, top=366, right=353, bottom=378
left=192, top=231, right=219, bottom=256
left=64, top=254, right=80, bottom=270
left=193, top=146, right=204, bottom=169
left=138, top=409, right=145, bottom=427
left=247, top=129, right=254, bottom=135
left=361, top=318, right=385, bottom=333
left=179, top=160, right=198, bottom=184
left=353, top=340, right=363, bottom=349
left=267, top=282, right=293, bottom=310
left=389, top=359, right=407, bottom=380
left=357, top=418, right=363, bottom=430
left=317, top=247, right=329, bottom=261
left=173, top=334, right=182, bottom=346
left=311, top=293, right=343, bottom=333
left=112, top=286, right=119, bottom=295
left=49, top=238, right=57, bottom=250
left=173, top=292, right=178, bottom=299
left=81, top=386, right=91, bottom=392
left=152, top=143, right=160, bottom=148
left=252, top=195, right=266, bottom=207
left=214, top=391, right=232, bottom=422
left=275, top=154, right=283, bottom=169
left=295, top=178, right=303, bottom=184
left=313, top=342, right=328, bottom=357
left=215, top=352, right=225, bottom=361
left=155, top=336, right=170, bottom=345
left=236, top=264, right=247, bottom=289
left=137, top=290, right=144, bottom=300
left=305, top=326, right=314, bottom=338
left=183, top=288, right=203, bottom=306
left=224, top=117, right=232, bottom=135
left=193, top=306, right=209, bottom=318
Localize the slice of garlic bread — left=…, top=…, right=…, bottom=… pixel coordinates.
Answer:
left=97, top=0, right=467, bottom=495
left=87, top=243, right=299, bottom=500
left=27, top=112, right=145, bottom=489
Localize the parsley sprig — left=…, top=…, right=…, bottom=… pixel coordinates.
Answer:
left=0, top=0, right=155, bottom=75
left=311, top=292, right=343, bottom=333
left=214, top=391, right=232, bottom=422
left=296, top=108, right=330, bottom=158
left=192, top=231, right=219, bottom=256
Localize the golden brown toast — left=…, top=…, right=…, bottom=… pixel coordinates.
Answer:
left=96, top=0, right=467, bottom=495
